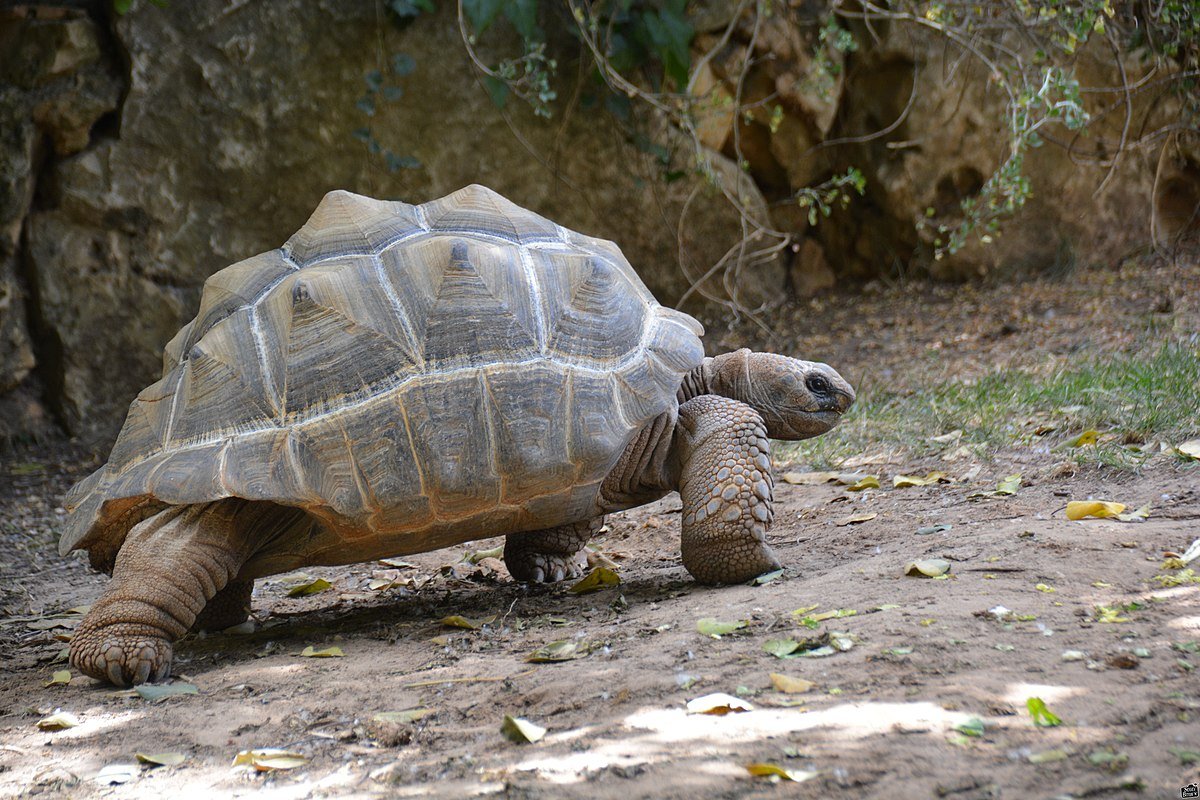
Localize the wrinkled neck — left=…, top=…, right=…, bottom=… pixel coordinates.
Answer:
left=677, top=359, right=713, bottom=403
left=677, top=349, right=751, bottom=404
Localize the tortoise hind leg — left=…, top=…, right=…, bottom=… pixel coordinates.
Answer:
left=504, top=518, right=602, bottom=583
left=191, top=579, right=254, bottom=632
left=71, top=501, right=254, bottom=686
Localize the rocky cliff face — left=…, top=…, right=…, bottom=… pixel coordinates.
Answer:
left=1, top=1, right=1195, bottom=450
left=0, top=1, right=780, bottom=448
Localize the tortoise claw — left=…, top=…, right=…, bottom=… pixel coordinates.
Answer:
left=72, top=624, right=174, bottom=686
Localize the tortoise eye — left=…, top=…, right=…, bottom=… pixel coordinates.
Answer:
left=806, top=375, right=830, bottom=394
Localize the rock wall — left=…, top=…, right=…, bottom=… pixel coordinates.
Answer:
left=0, top=1, right=780, bottom=448
left=1, top=1, right=1195, bottom=449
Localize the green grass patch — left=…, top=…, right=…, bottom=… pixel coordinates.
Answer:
left=779, top=340, right=1200, bottom=470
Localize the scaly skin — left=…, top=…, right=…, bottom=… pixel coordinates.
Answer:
left=71, top=501, right=252, bottom=685
left=674, top=394, right=780, bottom=585
left=504, top=518, right=604, bottom=583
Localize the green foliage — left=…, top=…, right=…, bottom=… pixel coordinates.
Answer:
left=621, top=0, right=694, bottom=87
left=461, top=0, right=694, bottom=116
left=353, top=57, right=423, bottom=171
left=793, top=168, right=867, bottom=227
left=112, top=0, right=168, bottom=15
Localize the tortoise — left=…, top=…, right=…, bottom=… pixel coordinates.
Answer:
left=61, top=185, right=855, bottom=686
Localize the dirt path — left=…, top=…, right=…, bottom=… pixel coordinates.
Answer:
left=2, top=253, right=1198, bottom=798
left=2, top=446, right=1198, bottom=799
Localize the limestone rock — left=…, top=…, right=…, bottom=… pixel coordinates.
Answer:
left=789, top=238, right=835, bottom=297
left=20, top=0, right=781, bottom=444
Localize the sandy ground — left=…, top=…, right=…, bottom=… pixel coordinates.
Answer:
left=1, top=253, right=1198, bottom=799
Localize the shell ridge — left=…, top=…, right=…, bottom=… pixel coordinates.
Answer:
left=517, top=246, right=548, bottom=353
left=159, top=370, right=186, bottom=446
left=370, top=253, right=425, bottom=369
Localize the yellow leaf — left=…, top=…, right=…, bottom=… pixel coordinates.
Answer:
left=995, top=474, right=1022, bottom=496
left=893, top=471, right=947, bottom=488
left=1176, top=440, right=1200, bottom=460
left=568, top=567, right=621, bottom=594
left=904, top=559, right=950, bottom=578
left=686, top=692, right=753, bottom=715
left=45, top=670, right=71, bottom=687
left=500, top=715, right=545, bottom=743
left=846, top=475, right=880, bottom=491
left=462, top=545, right=503, bottom=564
left=696, top=618, right=747, bottom=638
left=300, top=645, right=344, bottom=658
left=36, top=711, right=81, bottom=731
left=135, top=752, right=186, bottom=767
left=232, top=749, right=308, bottom=771
left=1035, top=583, right=1056, bottom=593
left=1066, top=501, right=1125, bottom=520
left=1116, top=504, right=1151, bottom=522
left=1068, top=430, right=1099, bottom=447
left=286, top=577, right=332, bottom=597
left=745, top=763, right=817, bottom=782
left=769, top=673, right=815, bottom=694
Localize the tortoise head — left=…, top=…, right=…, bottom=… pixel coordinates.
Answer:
left=707, top=349, right=855, bottom=440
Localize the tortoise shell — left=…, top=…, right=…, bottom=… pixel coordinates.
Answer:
left=61, top=185, right=704, bottom=572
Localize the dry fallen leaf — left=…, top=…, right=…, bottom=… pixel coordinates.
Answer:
left=135, top=752, right=186, bottom=768
left=373, top=708, right=435, bottom=724
left=834, top=512, right=877, bottom=527
left=769, top=673, right=815, bottom=694
left=36, top=711, right=81, bottom=731
left=845, top=475, right=881, bottom=492
left=696, top=618, right=747, bottom=638
left=995, top=474, right=1022, bottom=496
left=44, top=670, right=71, bottom=687
left=500, top=715, right=546, bottom=743
left=300, top=645, right=344, bottom=658
left=686, top=692, right=753, bottom=715
left=526, top=640, right=581, bottom=663
left=780, top=471, right=839, bottom=485
left=285, top=577, right=332, bottom=597
left=232, top=749, right=308, bottom=771
left=568, top=567, right=621, bottom=594
left=745, top=763, right=817, bottom=782
left=1066, top=501, right=1125, bottom=520
left=1116, top=504, right=1151, bottom=522
left=904, top=559, right=951, bottom=578
left=1176, top=440, right=1200, bottom=460
left=892, top=471, right=948, bottom=488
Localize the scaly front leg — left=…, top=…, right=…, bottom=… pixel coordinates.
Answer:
left=675, top=394, right=780, bottom=585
